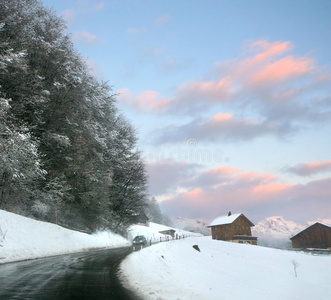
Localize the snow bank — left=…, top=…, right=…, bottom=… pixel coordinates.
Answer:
left=120, top=236, right=331, bottom=300
left=0, top=209, right=130, bottom=264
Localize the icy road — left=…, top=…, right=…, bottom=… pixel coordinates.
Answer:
left=0, top=247, right=140, bottom=300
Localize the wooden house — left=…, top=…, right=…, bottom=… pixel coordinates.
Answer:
left=290, top=222, right=331, bottom=250
left=159, top=229, right=176, bottom=238
left=132, top=211, right=149, bottom=226
left=208, top=212, right=257, bottom=245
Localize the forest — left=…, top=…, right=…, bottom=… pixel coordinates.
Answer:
left=0, top=0, right=164, bottom=234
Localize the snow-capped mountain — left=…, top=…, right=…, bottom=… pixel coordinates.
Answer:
left=252, top=216, right=305, bottom=249
left=171, top=217, right=211, bottom=236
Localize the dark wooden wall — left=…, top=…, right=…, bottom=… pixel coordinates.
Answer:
left=291, top=223, right=331, bottom=249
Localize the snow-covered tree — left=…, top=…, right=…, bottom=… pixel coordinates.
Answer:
left=145, top=197, right=164, bottom=224
left=0, top=31, right=46, bottom=212
left=0, top=0, right=150, bottom=232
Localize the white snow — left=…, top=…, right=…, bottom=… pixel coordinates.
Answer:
left=120, top=236, right=331, bottom=300
left=208, top=213, right=242, bottom=226
left=0, top=209, right=129, bottom=263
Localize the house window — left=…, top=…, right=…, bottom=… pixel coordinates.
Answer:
left=225, top=225, right=229, bottom=230
left=225, top=234, right=229, bottom=238
left=214, top=227, right=218, bottom=231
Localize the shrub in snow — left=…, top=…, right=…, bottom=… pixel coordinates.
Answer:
left=0, top=226, right=7, bottom=247
left=291, top=259, right=299, bottom=278
left=193, top=245, right=201, bottom=252
left=31, top=200, right=50, bottom=218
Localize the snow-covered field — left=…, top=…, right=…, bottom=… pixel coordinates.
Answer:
left=0, top=209, right=130, bottom=263
left=120, top=236, right=331, bottom=300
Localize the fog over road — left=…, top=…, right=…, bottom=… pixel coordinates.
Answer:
left=0, top=247, right=140, bottom=300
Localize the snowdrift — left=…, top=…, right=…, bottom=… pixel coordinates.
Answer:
left=120, top=236, right=331, bottom=300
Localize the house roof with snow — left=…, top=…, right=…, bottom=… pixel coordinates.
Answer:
left=290, top=222, right=331, bottom=240
left=208, top=213, right=254, bottom=227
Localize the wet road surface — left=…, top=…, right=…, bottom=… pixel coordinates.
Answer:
left=0, top=247, right=140, bottom=300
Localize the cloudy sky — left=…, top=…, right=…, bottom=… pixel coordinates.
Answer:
left=42, top=0, right=331, bottom=224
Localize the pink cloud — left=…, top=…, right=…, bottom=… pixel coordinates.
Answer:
left=146, top=160, right=200, bottom=195
left=238, top=172, right=277, bottom=183
left=250, top=40, right=293, bottom=63
left=177, top=77, right=234, bottom=103
left=121, top=39, right=320, bottom=116
left=204, top=166, right=242, bottom=176
left=160, top=165, right=294, bottom=220
left=211, top=113, right=233, bottom=122
left=241, top=40, right=293, bottom=74
left=119, top=39, right=330, bottom=146
left=253, top=182, right=294, bottom=196
left=227, top=40, right=316, bottom=89
left=134, top=90, right=170, bottom=111
left=62, top=8, right=76, bottom=23
left=160, top=164, right=331, bottom=222
left=126, top=28, right=148, bottom=34
left=85, top=58, right=104, bottom=78
left=154, top=14, right=170, bottom=27
left=93, top=2, right=105, bottom=11
left=286, top=160, right=331, bottom=176
left=202, top=166, right=278, bottom=188
left=73, top=31, right=98, bottom=44
left=117, top=88, right=170, bottom=112
left=61, top=2, right=105, bottom=24
left=153, top=112, right=284, bottom=145
left=160, top=165, right=283, bottom=198
left=249, top=56, right=314, bottom=86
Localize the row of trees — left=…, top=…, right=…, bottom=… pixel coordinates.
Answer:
left=0, top=0, right=163, bottom=233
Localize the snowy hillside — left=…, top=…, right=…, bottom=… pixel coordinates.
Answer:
left=253, top=216, right=305, bottom=249
left=120, top=236, right=331, bottom=300
left=171, top=217, right=210, bottom=236
left=0, top=209, right=130, bottom=264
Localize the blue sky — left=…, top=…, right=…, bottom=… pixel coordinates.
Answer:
left=42, top=0, right=331, bottom=224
